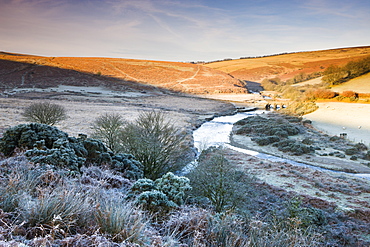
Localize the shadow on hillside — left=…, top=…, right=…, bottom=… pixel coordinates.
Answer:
left=0, top=59, right=178, bottom=97
left=244, top=80, right=263, bottom=92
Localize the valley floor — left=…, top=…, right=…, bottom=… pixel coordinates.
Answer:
left=305, top=102, right=370, bottom=146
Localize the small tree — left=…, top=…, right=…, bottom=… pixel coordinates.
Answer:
left=91, top=113, right=125, bottom=153
left=187, top=148, right=251, bottom=212
left=120, top=110, right=189, bottom=180
left=22, top=102, right=67, bottom=126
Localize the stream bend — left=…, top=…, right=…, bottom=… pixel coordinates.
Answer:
left=189, top=110, right=370, bottom=180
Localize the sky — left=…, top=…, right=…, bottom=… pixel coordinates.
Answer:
left=0, top=0, right=369, bottom=62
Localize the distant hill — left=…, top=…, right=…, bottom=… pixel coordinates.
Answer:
left=205, top=46, right=370, bottom=83
left=0, top=54, right=246, bottom=94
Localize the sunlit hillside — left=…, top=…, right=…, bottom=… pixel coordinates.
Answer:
left=205, top=46, right=370, bottom=82
left=331, top=72, right=370, bottom=94
left=0, top=52, right=246, bottom=94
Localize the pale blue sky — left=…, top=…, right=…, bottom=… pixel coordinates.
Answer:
left=0, top=0, right=369, bottom=61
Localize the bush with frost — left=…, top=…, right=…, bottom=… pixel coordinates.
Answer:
left=129, top=172, right=191, bottom=212
left=0, top=123, right=143, bottom=179
left=22, top=101, right=68, bottom=126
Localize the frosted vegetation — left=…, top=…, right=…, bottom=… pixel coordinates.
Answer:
left=0, top=108, right=369, bottom=246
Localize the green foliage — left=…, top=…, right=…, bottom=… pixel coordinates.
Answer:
left=235, top=115, right=300, bottom=137
left=286, top=198, right=327, bottom=228
left=120, top=110, right=190, bottom=180
left=129, top=172, right=191, bottom=213
left=0, top=123, right=68, bottom=156
left=345, top=147, right=358, bottom=155
left=91, top=113, right=124, bottom=153
left=261, top=77, right=284, bottom=91
left=110, top=153, right=144, bottom=180
left=136, top=190, right=178, bottom=212
left=0, top=123, right=144, bottom=179
left=286, top=72, right=323, bottom=85
left=25, top=139, right=86, bottom=171
left=22, top=101, right=68, bottom=126
left=155, top=172, right=191, bottom=206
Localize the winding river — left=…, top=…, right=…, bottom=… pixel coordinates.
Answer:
left=186, top=110, right=370, bottom=180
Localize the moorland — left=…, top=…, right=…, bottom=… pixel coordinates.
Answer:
left=0, top=46, right=370, bottom=246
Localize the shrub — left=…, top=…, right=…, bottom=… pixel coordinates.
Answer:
left=273, top=139, right=312, bottom=155
left=187, top=148, right=252, bottom=212
left=91, top=113, right=125, bottom=153
left=25, top=139, right=86, bottom=171
left=136, top=190, right=178, bottom=212
left=252, top=136, right=281, bottom=146
left=110, top=153, right=144, bottom=180
left=0, top=123, right=68, bottom=156
left=341, top=90, right=358, bottom=98
left=0, top=124, right=144, bottom=179
left=345, top=147, right=358, bottom=155
left=129, top=172, right=191, bottom=212
left=286, top=198, right=327, bottom=228
left=155, top=172, right=192, bottom=206
left=281, top=101, right=318, bottom=116
left=22, top=102, right=67, bottom=126
left=305, top=88, right=337, bottom=100
left=120, top=110, right=190, bottom=180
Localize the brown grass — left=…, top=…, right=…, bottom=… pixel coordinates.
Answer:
left=0, top=53, right=246, bottom=94
left=205, top=46, right=370, bottom=82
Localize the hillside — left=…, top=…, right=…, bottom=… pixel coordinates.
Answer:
left=205, top=46, right=370, bottom=82
left=0, top=53, right=246, bottom=95
left=331, top=72, right=370, bottom=94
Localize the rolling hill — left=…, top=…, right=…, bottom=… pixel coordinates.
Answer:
left=0, top=53, right=247, bottom=95
left=205, top=46, right=370, bottom=83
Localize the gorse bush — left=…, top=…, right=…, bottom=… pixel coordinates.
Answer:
left=129, top=172, right=191, bottom=213
left=0, top=123, right=68, bottom=156
left=22, top=101, right=68, bottom=126
left=0, top=123, right=144, bottom=179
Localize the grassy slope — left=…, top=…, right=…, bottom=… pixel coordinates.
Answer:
left=205, top=46, right=370, bottom=82
left=331, top=72, right=370, bottom=94
left=0, top=53, right=246, bottom=94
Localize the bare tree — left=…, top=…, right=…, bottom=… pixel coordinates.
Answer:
left=91, top=113, right=125, bottom=153
left=120, top=110, right=190, bottom=180
left=22, top=102, right=68, bottom=126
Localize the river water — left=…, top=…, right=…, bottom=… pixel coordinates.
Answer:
left=187, top=110, right=370, bottom=180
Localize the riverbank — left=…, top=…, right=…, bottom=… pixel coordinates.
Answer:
left=230, top=112, right=370, bottom=174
